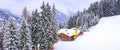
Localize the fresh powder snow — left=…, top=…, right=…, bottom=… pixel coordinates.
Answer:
left=55, top=15, right=120, bottom=50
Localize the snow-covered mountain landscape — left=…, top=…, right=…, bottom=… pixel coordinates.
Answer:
left=55, top=15, right=120, bottom=50
left=0, top=0, right=120, bottom=50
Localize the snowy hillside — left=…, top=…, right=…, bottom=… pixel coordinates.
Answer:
left=55, top=10, right=69, bottom=23
left=0, top=9, right=19, bottom=21
left=55, top=15, right=120, bottom=50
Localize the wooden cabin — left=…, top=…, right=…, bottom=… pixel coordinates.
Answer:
left=58, top=28, right=84, bottom=41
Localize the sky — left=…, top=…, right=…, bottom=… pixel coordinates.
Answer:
left=0, top=0, right=100, bottom=15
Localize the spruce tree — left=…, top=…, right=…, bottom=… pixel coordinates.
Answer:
left=38, top=2, right=50, bottom=50
left=51, top=4, right=59, bottom=44
left=30, top=9, right=40, bottom=49
left=4, top=16, right=18, bottom=50
left=0, top=17, right=6, bottom=50
left=18, top=7, right=32, bottom=50
left=19, top=20, right=32, bottom=50
left=38, top=2, right=59, bottom=50
left=115, top=0, right=120, bottom=15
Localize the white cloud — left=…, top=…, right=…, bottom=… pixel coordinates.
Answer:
left=0, top=0, right=100, bottom=15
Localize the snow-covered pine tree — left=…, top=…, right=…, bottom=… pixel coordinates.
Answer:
left=76, top=11, right=84, bottom=28
left=99, top=0, right=104, bottom=17
left=0, top=17, right=6, bottom=50
left=21, top=7, right=29, bottom=20
left=67, top=16, right=74, bottom=28
left=102, top=0, right=111, bottom=16
left=38, top=2, right=59, bottom=50
left=114, top=0, right=120, bottom=15
left=87, top=1, right=100, bottom=16
left=51, top=4, right=59, bottom=44
left=59, top=23, right=63, bottom=29
left=79, top=12, right=89, bottom=30
left=18, top=7, right=32, bottom=50
left=30, top=9, right=40, bottom=49
left=78, top=11, right=100, bottom=31
left=19, top=20, right=32, bottom=50
left=38, top=2, right=50, bottom=50
left=4, top=16, right=19, bottom=50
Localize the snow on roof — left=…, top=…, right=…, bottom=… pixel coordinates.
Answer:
left=58, top=28, right=80, bottom=36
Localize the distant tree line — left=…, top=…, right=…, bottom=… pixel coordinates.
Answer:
left=65, top=0, right=120, bottom=30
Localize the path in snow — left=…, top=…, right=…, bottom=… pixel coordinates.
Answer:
left=55, top=15, right=120, bottom=50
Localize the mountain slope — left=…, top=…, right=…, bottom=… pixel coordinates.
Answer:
left=55, top=15, right=120, bottom=50
left=0, top=8, right=71, bottom=23
left=0, top=9, right=19, bottom=21
left=56, top=10, right=70, bottom=24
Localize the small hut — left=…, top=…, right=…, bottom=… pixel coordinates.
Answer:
left=58, top=28, right=83, bottom=41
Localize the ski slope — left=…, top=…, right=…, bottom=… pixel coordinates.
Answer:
left=55, top=15, right=120, bottom=50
